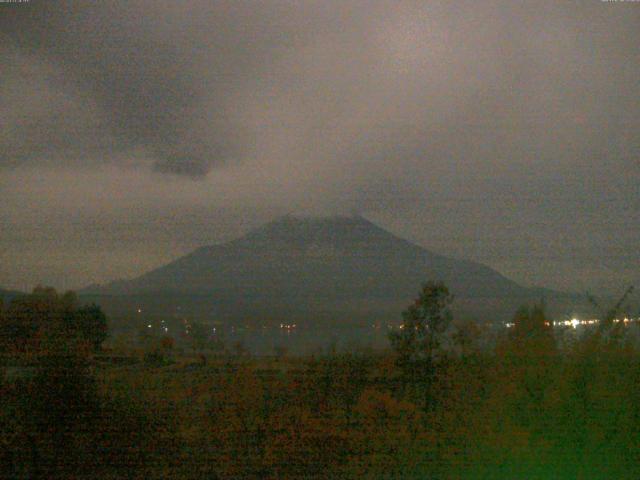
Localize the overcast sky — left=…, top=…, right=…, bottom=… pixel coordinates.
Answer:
left=1, top=0, right=638, bottom=295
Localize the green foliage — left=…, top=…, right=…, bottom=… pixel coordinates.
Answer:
left=0, top=287, right=179, bottom=479
left=388, top=281, right=453, bottom=390
left=505, top=304, right=557, bottom=358
left=389, top=282, right=453, bottom=359
left=0, top=287, right=108, bottom=353
left=2, top=283, right=640, bottom=478
left=75, top=304, right=108, bottom=351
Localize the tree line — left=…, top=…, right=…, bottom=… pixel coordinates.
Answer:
left=0, top=283, right=638, bottom=479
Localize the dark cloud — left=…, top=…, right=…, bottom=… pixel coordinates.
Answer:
left=1, top=1, right=638, bottom=178
left=1, top=1, right=230, bottom=174
left=0, top=0, right=638, bottom=293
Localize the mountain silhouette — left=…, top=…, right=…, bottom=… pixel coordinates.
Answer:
left=86, top=215, right=530, bottom=296
left=83, top=215, right=576, bottom=323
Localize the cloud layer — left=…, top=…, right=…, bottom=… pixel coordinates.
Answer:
left=1, top=0, right=638, bottom=293
left=2, top=1, right=638, bottom=179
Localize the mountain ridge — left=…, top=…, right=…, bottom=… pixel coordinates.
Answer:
left=83, top=214, right=559, bottom=298
left=79, top=215, right=587, bottom=324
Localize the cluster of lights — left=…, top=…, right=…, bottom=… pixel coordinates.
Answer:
left=279, top=323, right=297, bottom=331
left=146, top=319, right=169, bottom=333
left=555, top=318, right=596, bottom=329
left=504, top=317, right=638, bottom=329
left=613, top=317, right=634, bottom=324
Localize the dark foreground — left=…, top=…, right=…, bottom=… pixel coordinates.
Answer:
left=1, top=287, right=639, bottom=479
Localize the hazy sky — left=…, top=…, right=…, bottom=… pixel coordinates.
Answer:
left=1, top=0, right=638, bottom=295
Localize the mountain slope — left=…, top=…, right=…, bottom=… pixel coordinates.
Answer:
left=83, top=215, right=578, bottom=325
left=88, top=215, right=532, bottom=298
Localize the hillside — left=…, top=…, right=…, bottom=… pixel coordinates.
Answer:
left=82, top=215, right=581, bottom=324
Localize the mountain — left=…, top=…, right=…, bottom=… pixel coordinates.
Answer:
left=83, top=215, right=577, bottom=323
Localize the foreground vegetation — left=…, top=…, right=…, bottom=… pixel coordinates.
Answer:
left=1, top=285, right=639, bottom=479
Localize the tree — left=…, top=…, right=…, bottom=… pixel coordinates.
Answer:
left=506, top=304, right=556, bottom=359
left=0, top=287, right=98, bottom=478
left=0, top=288, right=108, bottom=353
left=494, top=304, right=557, bottom=437
left=587, top=285, right=635, bottom=344
left=75, top=304, right=108, bottom=351
left=0, top=287, right=181, bottom=478
left=451, top=319, right=482, bottom=358
left=0, top=287, right=57, bottom=352
left=389, top=281, right=453, bottom=391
